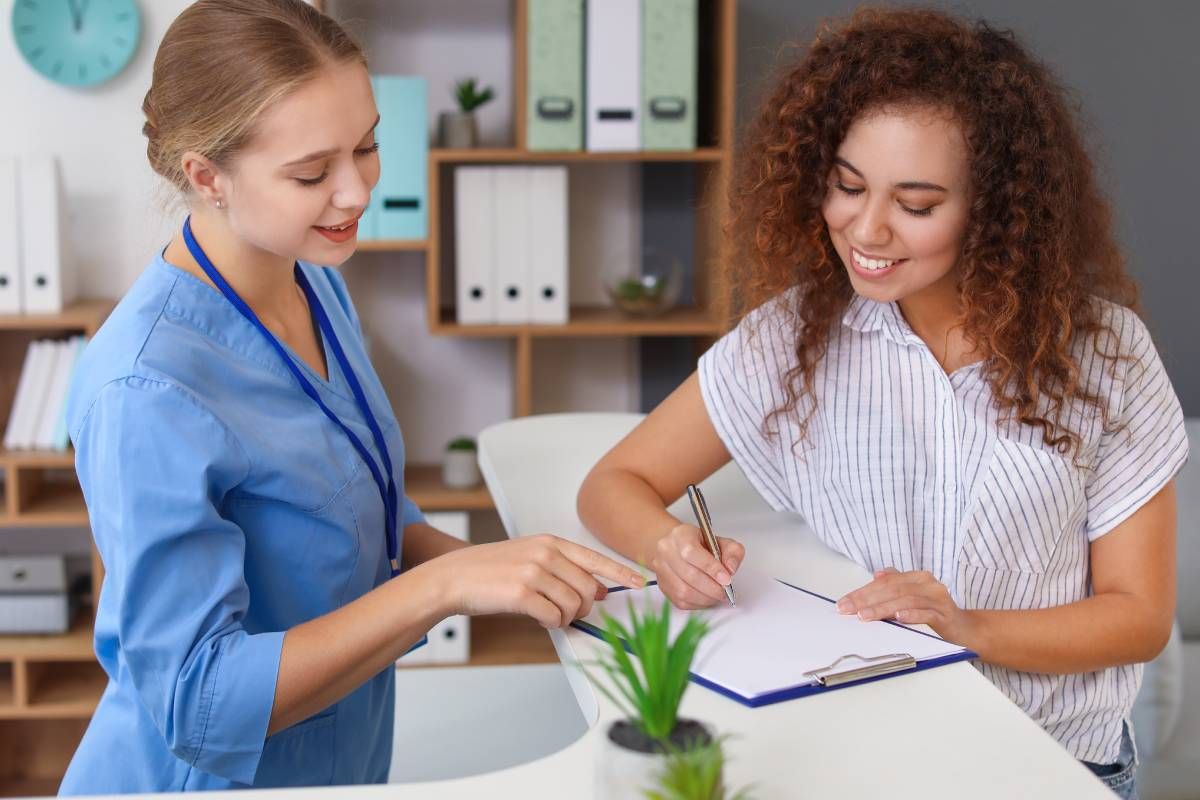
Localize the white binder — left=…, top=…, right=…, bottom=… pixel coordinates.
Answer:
left=3, top=342, right=40, bottom=450
left=586, top=0, right=642, bottom=151
left=528, top=167, right=569, bottom=324
left=18, top=156, right=74, bottom=314
left=0, top=158, right=22, bottom=313
left=454, top=167, right=497, bottom=325
left=397, top=512, right=471, bottom=666
left=36, top=338, right=81, bottom=451
left=494, top=168, right=532, bottom=324
left=19, top=341, right=59, bottom=451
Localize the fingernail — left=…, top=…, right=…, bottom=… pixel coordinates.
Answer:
left=858, top=608, right=873, bottom=620
left=716, top=571, right=731, bottom=585
left=836, top=598, right=851, bottom=613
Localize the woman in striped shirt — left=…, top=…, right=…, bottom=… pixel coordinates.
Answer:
left=577, top=9, right=1185, bottom=798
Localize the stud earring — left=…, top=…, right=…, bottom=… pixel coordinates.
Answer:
left=216, top=199, right=224, bottom=209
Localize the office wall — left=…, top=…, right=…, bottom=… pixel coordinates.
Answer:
left=737, top=0, right=1200, bottom=413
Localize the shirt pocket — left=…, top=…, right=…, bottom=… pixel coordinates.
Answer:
left=253, top=710, right=336, bottom=787
left=958, top=437, right=1085, bottom=575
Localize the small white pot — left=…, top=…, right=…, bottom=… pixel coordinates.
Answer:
left=594, top=719, right=716, bottom=800
left=439, top=111, right=478, bottom=148
left=442, top=450, right=481, bottom=489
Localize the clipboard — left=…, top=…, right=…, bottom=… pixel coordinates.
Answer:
left=572, top=573, right=977, bottom=708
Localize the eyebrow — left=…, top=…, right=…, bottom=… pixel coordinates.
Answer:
left=834, top=157, right=948, bottom=192
left=281, top=114, right=381, bottom=167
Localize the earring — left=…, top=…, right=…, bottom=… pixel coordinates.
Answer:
left=216, top=199, right=224, bottom=209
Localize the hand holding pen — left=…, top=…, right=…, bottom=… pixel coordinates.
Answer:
left=648, top=484, right=744, bottom=610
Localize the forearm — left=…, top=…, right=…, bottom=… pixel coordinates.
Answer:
left=268, top=559, right=446, bottom=735
left=966, top=591, right=1172, bottom=674
left=401, top=521, right=470, bottom=568
left=577, top=467, right=680, bottom=566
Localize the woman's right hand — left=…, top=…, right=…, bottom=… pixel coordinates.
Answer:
left=651, top=523, right=744, bottom=610
left=433, top=535, right=646, bottom=629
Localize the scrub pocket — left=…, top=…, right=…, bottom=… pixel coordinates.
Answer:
left=254, top=710, right=337, bottom=786
left=956, top=437, right=1086, bottom=609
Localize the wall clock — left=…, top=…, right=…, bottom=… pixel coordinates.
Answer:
left=12, top=0, right=142, bottom=88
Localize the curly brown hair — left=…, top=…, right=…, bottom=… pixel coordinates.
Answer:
left=726, top=7, right=1137, bottom=457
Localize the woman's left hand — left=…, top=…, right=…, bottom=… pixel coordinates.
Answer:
left=836, top=568, right=978, bottom=646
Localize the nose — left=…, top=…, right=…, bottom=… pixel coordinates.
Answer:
left=331, top=161, right=373, bottom=212
left=852, top=195, right=892, bottom=249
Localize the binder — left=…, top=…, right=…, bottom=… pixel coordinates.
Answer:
left=494, top=167, right=532, bottom=324
left=35, top=340, right=73, bottom=450
left=0, top=158, right=22, bottom=313
left=574, top=570, right=976, bottom=708
left=642, top=0, right=698, bottom=150
left=528, top=166, right=569, bottom=324
left=19, top=340, right=59, bottom=450
left=18, top=156, right=74, bottom=314
left=586, top=0, right=641, bottom=151
left=366, top=76, right=428, bottom=241
left=423, top=512, right=471, bottom=664
left=48, top=336, right=84, bottom=451
left=526, top=0, right=584, bottom=151
left=3, top=342, right=40, bottom=450
left=454, top=167, right=497, bottom=324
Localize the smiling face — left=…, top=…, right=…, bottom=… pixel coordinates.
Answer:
left=216, top=59, right=381, bottom=266
left=821, top=106, right=972, bottom=308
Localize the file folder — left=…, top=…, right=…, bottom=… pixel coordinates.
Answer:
left=495, top=167, right=532, bottom=324
left=367, top=76, right=427, bottom=241
left=422, top=512, right=471, bottom=664
left=0, top=158, right=22, bottom=313
left=18, top=155, right=74, bottom=314
left=454, top=167, right=497, bottom=324
left=527, top=0, right=584, bottom=151
left=586, top=0, right=641, bottom=151
left=642, top=0, right=698, bottom=150
left=528, top=166, right=568, bottom=324
left=575, top=569, right=976, bottom=708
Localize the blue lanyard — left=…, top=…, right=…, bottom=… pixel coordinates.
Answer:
left=182, top=217, right=400, bottom=577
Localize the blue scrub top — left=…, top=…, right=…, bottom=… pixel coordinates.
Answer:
left=59, top=253, right=425, bottom=793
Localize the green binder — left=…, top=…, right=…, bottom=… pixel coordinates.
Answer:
left=642, top=0, right=698, bottom=151
left=526, top=0, right=584, bottom=151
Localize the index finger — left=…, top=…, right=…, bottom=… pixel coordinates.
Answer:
left=556, top=539, right=646, bottom=589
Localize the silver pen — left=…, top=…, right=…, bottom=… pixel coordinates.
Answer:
left=686, top=484, right=736, bottom=606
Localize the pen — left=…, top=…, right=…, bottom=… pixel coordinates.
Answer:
left=685, top=484, right=736, bottom=606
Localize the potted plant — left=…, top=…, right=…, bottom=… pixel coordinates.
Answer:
left=438, top=77, right=495, bottom=148
left=441, top=435, right=481, bottom=488
left=646, top=736, right=755, bottom=800
left=583, top=592, right=718, bottom=799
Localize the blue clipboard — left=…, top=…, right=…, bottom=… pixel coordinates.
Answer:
left=571, top=580, right=978, bottom=709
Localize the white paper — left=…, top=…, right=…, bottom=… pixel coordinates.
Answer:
left=580, top=567, right=967, bottom=701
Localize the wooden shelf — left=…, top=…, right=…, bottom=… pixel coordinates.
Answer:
left=0, top=300, right=114, bottom=335
left=0, top=449, right=73, bottom=469
left=404, top=464, right=493, bottom=510
left=396, top=614, right=557, bottom=670
left=430, top=147, right=725, bottom=164
left=1, top=481, right=87, bottom=528
left=433, top=305, right=725, bottom=338
left=0, top=612, right=94, bottom=662
left=355, top=239, right=428, bottom=252
left=21, top=662, right=106, bottom=719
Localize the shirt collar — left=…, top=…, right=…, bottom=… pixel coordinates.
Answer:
left=841, top=294, right=915, bottom=345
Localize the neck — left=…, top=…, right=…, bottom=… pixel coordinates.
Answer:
left=164, top=208, right=299, bottom=324
left=896, top=268, right=979, bottom=371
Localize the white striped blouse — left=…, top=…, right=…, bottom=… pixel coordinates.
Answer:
left=698, top=290, right=1188, bottom=764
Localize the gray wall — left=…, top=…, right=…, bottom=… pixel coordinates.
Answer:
left=736, top=0, right=1200, bottom=414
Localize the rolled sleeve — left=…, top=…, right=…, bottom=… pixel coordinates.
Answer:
left=1085, top=313, right=1189, bottom=540
left=73, top=376, right=282, bottom=784
left=400, top=494, right=426, bottom=529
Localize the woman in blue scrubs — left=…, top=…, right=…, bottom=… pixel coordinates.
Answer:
left=58, top=0, right=643, bottom=793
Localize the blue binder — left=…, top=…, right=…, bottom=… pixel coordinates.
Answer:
left=573, top=580, right=977, bottom=708
left=366, top=76, right=428, bottom=241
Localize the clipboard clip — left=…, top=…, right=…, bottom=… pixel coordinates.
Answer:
left=803, top=653, right=918, bottom=687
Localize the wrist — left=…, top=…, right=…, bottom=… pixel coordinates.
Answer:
left=959, top=609, right=992, bottom=657
left=402, top=555, right=459, bottom=623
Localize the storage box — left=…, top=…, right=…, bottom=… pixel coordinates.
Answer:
left=0, top=555, right=70, bottom=634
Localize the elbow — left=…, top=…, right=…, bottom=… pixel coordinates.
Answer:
left=1138, top=616, right=1176, bottom=663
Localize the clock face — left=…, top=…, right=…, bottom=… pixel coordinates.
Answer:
left=12, top=0, right=142, bottom=88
